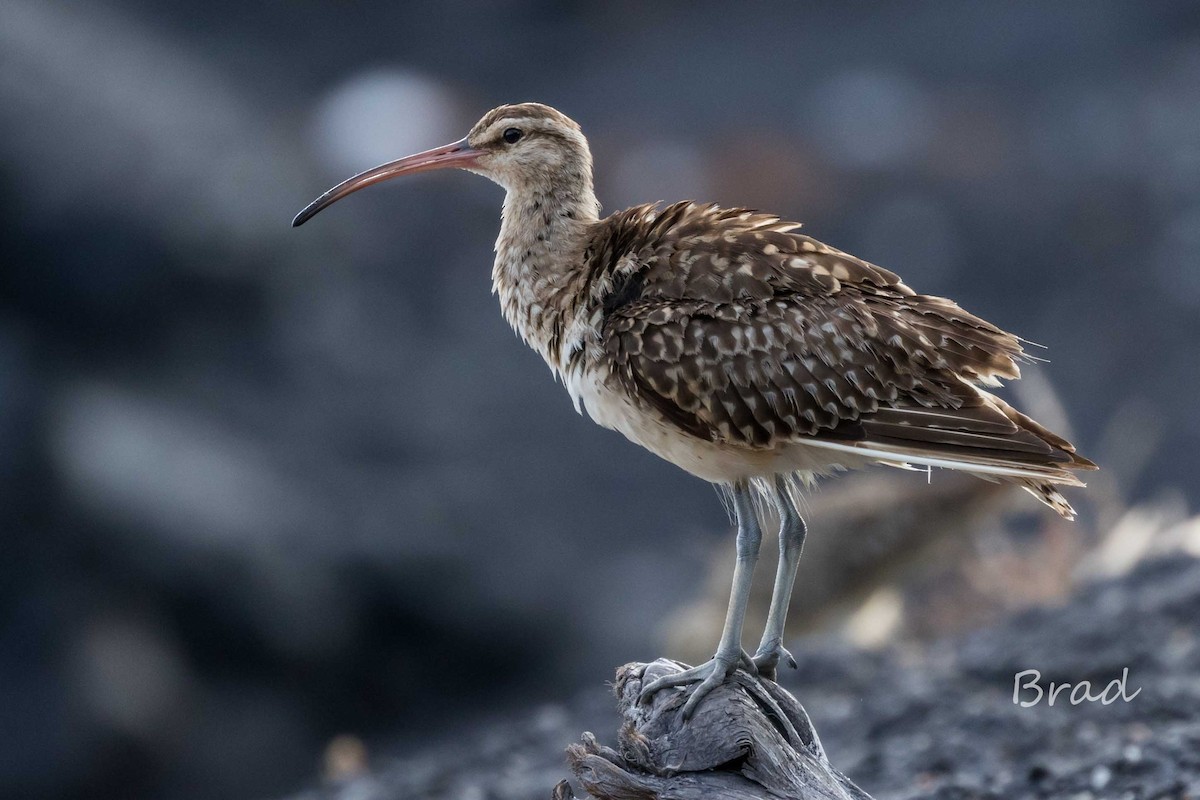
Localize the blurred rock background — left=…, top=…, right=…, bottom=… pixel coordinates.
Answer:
left=0, top=2, right=1196, bottom=799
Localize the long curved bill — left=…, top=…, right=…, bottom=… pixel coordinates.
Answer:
left=292, top=137, right=483, bottom=227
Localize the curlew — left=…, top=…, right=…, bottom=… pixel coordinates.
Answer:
left=294, top=103, right=1095, bottom=717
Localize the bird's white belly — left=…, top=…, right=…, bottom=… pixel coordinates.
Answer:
left=568, top=367, right=865, bottom=484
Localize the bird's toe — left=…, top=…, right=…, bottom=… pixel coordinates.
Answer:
left=681, top=671, right=726, bottom=719
left=639, top=649, right=751, bottom=715
left=638, top=664, right=706, bottom=702
left=752, top=641, right=797, bottom=681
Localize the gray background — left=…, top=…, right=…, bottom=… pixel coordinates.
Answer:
left=0, top=1, right=1196, bottom=798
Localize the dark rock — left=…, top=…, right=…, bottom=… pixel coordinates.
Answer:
left=282, top=555, right=1200, bottom=799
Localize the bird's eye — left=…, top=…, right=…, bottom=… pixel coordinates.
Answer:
left=503, top=127, right=523, bottom=144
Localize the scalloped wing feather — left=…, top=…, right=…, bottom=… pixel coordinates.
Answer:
left=584, top=202, right=1093, bottom=517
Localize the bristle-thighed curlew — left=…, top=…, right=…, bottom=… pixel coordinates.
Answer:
left=294, top=102, right=1096, bottom=718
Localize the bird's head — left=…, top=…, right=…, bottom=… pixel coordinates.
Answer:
left=293, top=102, right=592, bottom=226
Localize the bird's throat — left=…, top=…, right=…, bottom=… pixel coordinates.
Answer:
left=492, top=183, right=599, bottom=367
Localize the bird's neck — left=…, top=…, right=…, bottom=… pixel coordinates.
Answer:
left=492, top=181, right=601, bottom=370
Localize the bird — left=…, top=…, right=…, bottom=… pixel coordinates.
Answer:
left=293, top=102, right=1096, bottom=718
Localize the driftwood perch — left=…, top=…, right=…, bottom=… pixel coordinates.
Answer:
left=558, top=659, right=872, bottom=800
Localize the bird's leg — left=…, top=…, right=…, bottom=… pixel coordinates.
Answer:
left=640, top=481, right=762, bottom=719
left=752, top=475, right=807, bottom=680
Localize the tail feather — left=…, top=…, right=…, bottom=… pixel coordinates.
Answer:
left=800, top=386, right=1094, bottom=518
left=1022, top=480, right=1077, bottom=520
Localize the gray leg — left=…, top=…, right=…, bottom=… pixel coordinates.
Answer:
left=640, top=480, right=762, bottom=718
left=753, top=475, right=807, bottom=680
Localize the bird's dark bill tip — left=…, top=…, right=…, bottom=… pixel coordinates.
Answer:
left=291, top=206, right=317, bottom=227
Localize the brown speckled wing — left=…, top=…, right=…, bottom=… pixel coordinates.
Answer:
left=590, top=203, right=1093, bottom=472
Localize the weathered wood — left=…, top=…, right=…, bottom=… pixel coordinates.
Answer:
left=561, top=659, right=872, bottom=800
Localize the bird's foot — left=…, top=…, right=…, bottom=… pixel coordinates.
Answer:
left=638, top=648, right=756, bottom=719
left=752, top=638, right=797, bottom=681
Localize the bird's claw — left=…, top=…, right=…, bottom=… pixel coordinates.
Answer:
left=639, top=649, right=756, bottom=719
left=752, top=639, right=797, bottom=681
